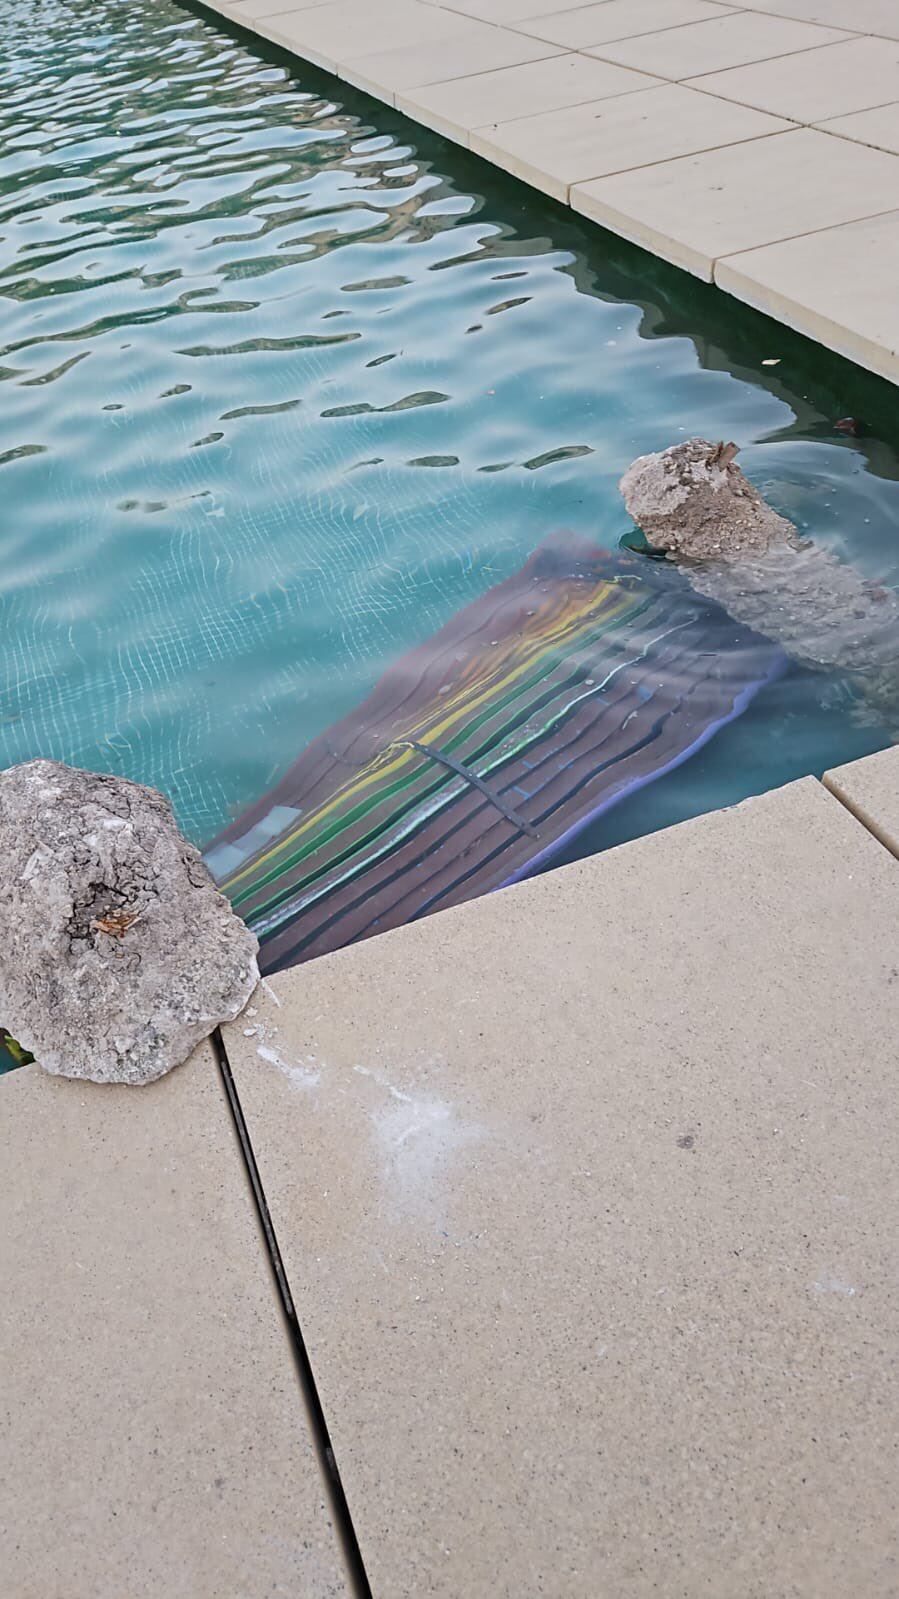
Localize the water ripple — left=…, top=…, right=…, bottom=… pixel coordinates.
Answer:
left=0, top=0, right=896, bottom=847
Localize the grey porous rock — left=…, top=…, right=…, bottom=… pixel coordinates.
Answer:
left=620, top=438, right=899, bottom=734
left=0, top=760, right=259, bottom=1085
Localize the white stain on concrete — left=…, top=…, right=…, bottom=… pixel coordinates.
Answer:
left=354, top=1062, right=412, bottom=1103
left=810, top=1273, right=858, bottom=1297
left=354, top=1062, right=483, bottom=1218
left=261, top=978, right=282, bottom=1008
left=254, top=1021, right=319, bottom=1091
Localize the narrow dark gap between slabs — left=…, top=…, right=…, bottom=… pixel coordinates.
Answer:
left=211, top=1026, right=374, bottom=1599
left=821, top=776, right=899, bottom=863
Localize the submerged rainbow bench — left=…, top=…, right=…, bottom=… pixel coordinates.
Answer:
left=205, top=537, right=784, bottom=972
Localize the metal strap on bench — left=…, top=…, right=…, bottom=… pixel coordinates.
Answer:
left=398, top=737, right=540, bottom=839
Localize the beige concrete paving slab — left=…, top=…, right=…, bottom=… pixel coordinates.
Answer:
left=817, top=100, right=899, bottom=155
left=195, top=0, right=241, bottom=15
left=397, top=51, right=644, bottom=140
left=223, top=778, right=899, bottom=1598
left=693, top=34, right=899, bottom=123
left=473, top=82, right=788, bottom=200
left=224, top=0, right=336, bottom=20
left=254, top=0, right=472, bottom=71
left=824, top=744, right=899, bottom=859
left=513, top=0, right=735, bottom=50
left=423, top=0, right=609, bottom=23
left=572, top=126, right=899, bottom=278
left=736, top=0, right=899, bottom=38
left=716, top=206, right=899, bottom=382
left=0, top=1046, right=348, bottom=1599
left=593, top=11, right=849, bottom=79
left=249, top=7, right=337, bottom=63
left=341, top=22, right=560, bottom=98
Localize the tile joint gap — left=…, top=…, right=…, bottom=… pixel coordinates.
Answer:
left=713, top=201, right=899, bottom=268
left=563, top=124, right=789, bottom=193
left=211, top=1025, right=374, bottom=1599
left=820, top=777, right=899, bottom=864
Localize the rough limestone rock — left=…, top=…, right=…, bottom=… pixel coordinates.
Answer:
left=0, top=761, right=259, bottom=1085
left=620, top=438, right=899, bottom=733
left=619, top=438, right=797, bottom=560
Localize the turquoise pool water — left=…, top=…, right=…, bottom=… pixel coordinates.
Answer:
left=1, top=0, right=897, bottom=874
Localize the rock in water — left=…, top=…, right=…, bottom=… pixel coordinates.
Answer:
left=619, top=438, right=796, bottom=560
left=620, top=438, right=899, bottom=734
left=0, top=761, right=259, bottom=1085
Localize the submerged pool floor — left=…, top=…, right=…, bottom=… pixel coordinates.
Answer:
left=1, top=0, right=897, bottom=886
